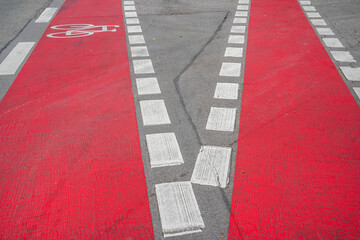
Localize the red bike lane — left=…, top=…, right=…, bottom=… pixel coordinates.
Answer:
left=0, top=0, right=153, bottom=238
left=229, top=0, right=360, bottom=238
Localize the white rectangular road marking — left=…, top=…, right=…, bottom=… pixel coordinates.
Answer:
left=126, top=18, right=140, bottom=25
left=35, top=8, right=57, bottom=23
left=237, top=5, right=249, bottom=10
left=155, top=182, right=205, bottom=237
left=128, top=35, right=145, bottom=44
left=133, top=59, right=155, bottom=74
left=310, top=19, right=326, bottom=26
left=136, top=77, right=161, bottom=95
left=322, top=38, right=344, bottom=48
left=307, top=12, right=321, bottom=18
left=0, top=42, right=35, bottom=75
left=233, top=18, right=247, bottom=24
left=238, top=0, right=249, bottom=3
left=124, top=0, right=134, bottom=5
left=316, top=28, right=335, bottom=35
left=214, top=83, right=239, bottom=99
left=130, top=46, right=149, bottom=57
left=146, top=133, right=184, bottom=168
left=340, top=67, right=360, bottom=81
left=124, top=11, right=137, bottom=17
left=140, top=100, right=171, bottom=126
left=191, top=146, right=232, bottom=188
left=224, top=47, right=243, bottom=58
left=228, top=35, right=245, bottom=44
left=124, top=5, right=136, bottom=11
left=300, top=0, right=311, bottom=5
left=219, top=62, right=241, bottom=77
left=206, top=107, right=236, bottom=131
left=330, top=51, right=356, bottom=62
left=231, top=26, right=246, bottom=33
left=354, top=87, right=360, bottom=99
left=303, top=6, right=316, bottom=11
left=127, top=25, right=142, bottom=33
left=235, top=11, right=248, bottom=17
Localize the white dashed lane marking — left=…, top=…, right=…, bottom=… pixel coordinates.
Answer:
left=307, top=12, right=321, bottom=18
left=228, top=35, right=245, bottom=44
left=300, top=0, right=311, bottom=5
left=128, top=35, right=145, bottom=44
left=219, top=62, right=242, bottom=77
left=124, top=0, right=134, bottom=5
left=0, top=42, right=35, bottom=75
left=340, top=67, right=360, bottom=81
left=130, top=46, right=149, bottom=57
left=235, top=11, right=248, bottom=17
left=354, top=88, right=360, bottom=99
left=330, top=51, right=356, bottom=62
left=316, top=27, right=335, bottom=35
left=224, top=47, right=243, bottom=58
left=136, top=77, right=161, bottom=95
left=155, top=182, right=205, bottom=237
left=133, top=59, right=155, bottom=74
left=237, top=5, right=249, bottom=10
left=124, top=5, right=136, bottom=11
left=231, top=25, right=246, bottom=33
left=146, top=133, right=184, bottom=168
left=303, top=6, right=316, bottom=11
left=233, top=17, right=247, bottom=24
left=323, top=38, right=344, bottom=48
left=214, top=83, right=239, bottom=99
left=310, top=19, right=326, bottom=26
left=35, top=8, right=58, bottom=23
left=206, top=107, right=236, bottom=131
left=124, top=11, right=137, bottom=17
left=127, top=25, right=142, bottom=33
left=139, top=100, right=171, bottom=126
left=191, top=146, right=232, bottom=188
left=126, top=18, right=140, bottom=25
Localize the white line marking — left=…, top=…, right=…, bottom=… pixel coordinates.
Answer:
left=238, top=0, right=249, bottom=3
left=340, top=67, right=360, bottom=81
left=306, top=12, right=321, bottom=18
left=228, top=35, right=245, bottom=44
left=133, top=59, right=155, bottom=74
left=214, top=83, right=239, bottom=99
left=124, top=5, right=136, bottom=11
left=316, top=27, right=335, bottom=35
left=206, top=107, right=236, bottom=131
left=219, top=62, right=241, bottom=77
left=0, top=42, right=35, bottom=75
left=155, top=182, right=205, bottom=237
left=330, top=51, right=356, bottom=62
left=127, top=25, right=142, bottom=33
left=231, top=26, right=246, bottom=33
left=35, top=8, right=57, bottom=23
left=310, top=19, right=326, bottom=26
left=126, top=18, right=140, bottom=25
left=124, top=11, right=137, bottom=18
left=191, top=146, right=232, bottom=188
left=128, top=34, right=145, bottom=44
left=233, top=18, right=247, bottom=24
left=140, top=100, right=171, bottom=126
left=130, top=46, right=149, bottom=57
left=303, top=6, right=316, bottom=11
left=322, top=38, right=344, bottom=48
left=237, top=5, right=249, bottom=10
left=224, top=47, right=243, bottom=58
left=146, top=133, right=184, bottom=168
left=124, top=0, right=135, bottom=5
left=300, top=0, right=311, bottom=5
left=235, top=11, right=248, bottom=17
left=136, top=77, right=161, bottom=95
left=354, top=87, right=360, bottom=99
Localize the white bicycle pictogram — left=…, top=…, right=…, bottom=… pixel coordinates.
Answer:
left=47, top=24, right=120, bottom=38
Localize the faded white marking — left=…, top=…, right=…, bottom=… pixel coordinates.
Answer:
left=235, top=11, right=248, bottom=17
left=316, top=28, right=334, bottom=35
left=155, top=182, right=205, bottom=238
left=214, top=83, right=239, bottom=99
left=126, top=18, right=140, bottom=25
left=322, top=38, right=344, bottom=48
left=340, top=67, right=360, bottom=81
left=330, top=51, right=356, bottom=62
left=228, top=35, right=245, bottom=44
left=0, top=42, right=35, bottom=75
left=124, top=0, right=135, bottom=5
left=35, top=8, right=57, bottom=23
left=146, top=133, right=184, bottom=168
left=124, top=5, right=136, bottom=11
left=124, top=11, right=137, bottom=18
left=191, top=146, right=232, bottom=188
left=133, top=59, right=155, bottom=74
left=310, top=19, right=326, bottom=26
left=140, top=100, right=171, bottom=126
left=300, top=0, right=311, bottom=5
left=307, top=12, right=321, bottom=18
left=224, top=47, right=243, bottom=58
left=238, top=0, right=249, bottom=3
left=354, top=87, right=360, bottom=99
left=231, top=26, right=246, bottom=33
left=127, top=25, right=142, bottom=33
left=128, top=34, right=145, bottom=44
left=237, top=5, right=249, bottom=10
left=130, top=46, right=149, bottom=57
left=136, top=77, right=161, bottom=95
left=303, top=6, right=316, bottom=11
left=233, top=18, right=247, bottom=24
left=219, top=62, right=241, bottom=77
left=206, top=107, right=236, bottom=131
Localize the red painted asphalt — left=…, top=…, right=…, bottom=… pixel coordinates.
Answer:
left=0, top=0, right=153, bottom=238
left=229, top=0, right=360, bottom=238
